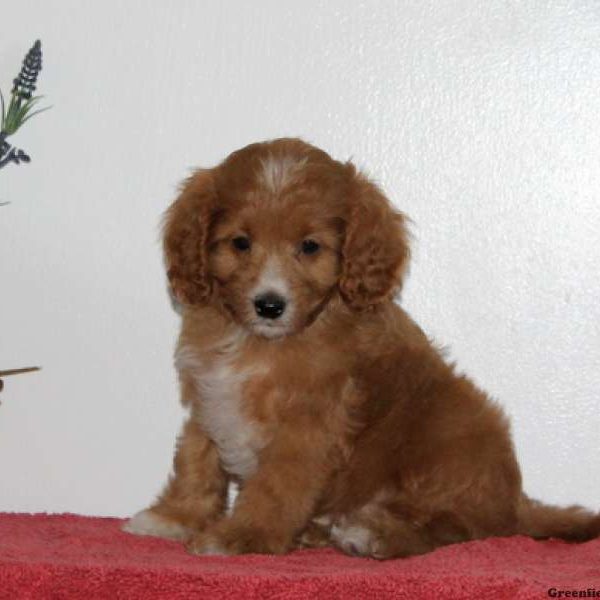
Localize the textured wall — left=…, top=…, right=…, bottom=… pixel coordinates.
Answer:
left=0, top=0, right=598, bottom=516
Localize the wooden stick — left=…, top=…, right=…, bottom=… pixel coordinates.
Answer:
left=0, top=367, right=41, bottom=377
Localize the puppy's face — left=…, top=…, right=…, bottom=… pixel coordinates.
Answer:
left=163, top=139, right=410, bottom=338
left=209, top=196, right=344, bottom=338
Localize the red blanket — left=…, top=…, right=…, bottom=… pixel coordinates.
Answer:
left=0, top=513, right=598, bottom=599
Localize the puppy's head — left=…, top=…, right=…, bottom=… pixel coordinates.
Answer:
left=163, top=138, right=409, bottom=338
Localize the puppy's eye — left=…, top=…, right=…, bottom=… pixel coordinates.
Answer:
left=232, top=236, right=251, bottom=251
left=301, top=239, right=320, bottom=255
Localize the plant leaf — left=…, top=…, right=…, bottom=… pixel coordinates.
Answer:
left=19, top=105, right=51, bottom=126
left=2, top=96, right=49, bottom=134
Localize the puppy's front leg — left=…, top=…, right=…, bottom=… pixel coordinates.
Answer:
left=124, top=417, right=228, bottom=541
left=188, top=421, right=332, bottom=555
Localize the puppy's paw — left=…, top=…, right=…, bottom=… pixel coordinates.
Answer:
left=296, top=516, right=333, bottom=549
left=187, top=520, right=288, bottom=556
left=186, top=530, right=230, bottom=556
left=331, top=518, right=383, bottom=558
left=122, top=509, right=192, bottom=541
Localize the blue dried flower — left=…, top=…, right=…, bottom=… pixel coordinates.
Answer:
left=12, top=40, right=42, bottom=101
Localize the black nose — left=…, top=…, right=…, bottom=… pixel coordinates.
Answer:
left=254, top=293, right=286, bottom=319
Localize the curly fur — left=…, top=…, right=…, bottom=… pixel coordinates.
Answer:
left=163, top=170, right=217, bottom=304
left=125, top=138, right=599, bottom=559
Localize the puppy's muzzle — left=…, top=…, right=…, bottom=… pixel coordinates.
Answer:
left=254, top=293, right=286, bottom=320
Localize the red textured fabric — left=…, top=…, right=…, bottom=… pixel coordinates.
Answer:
left=0, top=513, right=599, bottom=599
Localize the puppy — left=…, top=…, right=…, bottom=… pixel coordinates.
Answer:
left=124, top=138, right=599, bottom=558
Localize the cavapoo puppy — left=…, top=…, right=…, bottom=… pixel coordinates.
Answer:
left=124, top=138, right=599, bottom=559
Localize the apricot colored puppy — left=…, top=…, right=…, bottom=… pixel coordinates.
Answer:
left=124, top=139, right=599, bottom=558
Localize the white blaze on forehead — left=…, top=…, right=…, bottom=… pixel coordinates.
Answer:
left=259, top=154, right=307, bottom=194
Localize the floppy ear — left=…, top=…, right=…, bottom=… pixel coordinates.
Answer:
left=162, top=169, right=217, bottom=305
left=339, top=169, right=410, bottom=310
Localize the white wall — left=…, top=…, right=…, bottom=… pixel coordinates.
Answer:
left=1, top=0, right=598, bottom=517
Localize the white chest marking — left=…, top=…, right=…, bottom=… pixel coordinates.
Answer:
left=175, top=341, right=264, bottom=480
